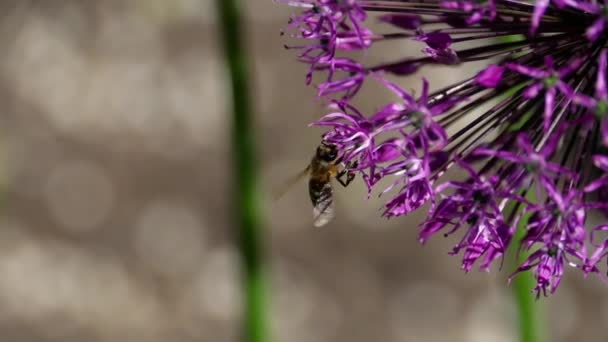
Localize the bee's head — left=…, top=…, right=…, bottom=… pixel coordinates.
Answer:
left=317, top=142, right=338, bottom=162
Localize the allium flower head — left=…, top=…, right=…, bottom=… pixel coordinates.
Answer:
left=279, top=0, right=608, bottom=296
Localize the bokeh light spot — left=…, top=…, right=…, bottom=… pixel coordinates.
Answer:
left=134, top=200, right=206, bottom=277
left=44, top=160, right=114, bottom=233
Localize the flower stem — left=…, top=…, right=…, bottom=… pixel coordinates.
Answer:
left=216, top=2, right=269, bottom=342
left=510, top=230, right=548, bottom=342
left=507, top=191, right=547, bottom=342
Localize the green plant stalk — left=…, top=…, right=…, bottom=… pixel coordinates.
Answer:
left=216, top=1, right=269, bottom=342
left=506, top=191, right=547, bottom=342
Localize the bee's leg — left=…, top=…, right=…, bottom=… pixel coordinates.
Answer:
left=336, top=160, right=358, bottom=187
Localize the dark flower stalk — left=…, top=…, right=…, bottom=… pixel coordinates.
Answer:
left=278, top=0, right=608, bottom=298
left=219, top=1, right=269, bottom=342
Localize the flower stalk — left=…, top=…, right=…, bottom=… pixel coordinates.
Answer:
left=217, top=1, right=269, bottom=342
left=511, top=236, right=548, bottom=342
left=506, top=191, right=548, bottom=342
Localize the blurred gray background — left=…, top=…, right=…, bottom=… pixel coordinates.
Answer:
left=0, top=1, right=605, bottom=341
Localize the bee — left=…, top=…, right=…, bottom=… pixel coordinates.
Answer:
left=275, top=142, right=357, bottom=227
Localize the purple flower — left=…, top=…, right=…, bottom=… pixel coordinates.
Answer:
left=441, top=0, right=496, bottom=24
left=566, top=0, right=608, bottom=41
left=415, top=30, right=459, bottom=64
left=379, top=14, right=422, bottom=30
left=378, top=77, right=463, bottom=151
left=473, top=131, right=577, bottom=193
left=585, top=155, right=608, bottom=193
left=280, top=0, right=372, bottom=90
left=279, top=0, right=608, bottom=296
left=573, top=49, right=608, bottom=146
left=510, top=189, right=588, bottom=297
left=585, top=224, right=608, bottom=279
left=476, top=64, right=504, bottom=88
left=421, top=158, right=519, bottom=272
left=510, top=247, right=564, bottom=298
left=381, top=155, right=435, bottom=217
left=507, top=56, right=583, bottom=132
left=531, top=0, right=551, bottom=34
left=315, top=58, right=366, bottom=99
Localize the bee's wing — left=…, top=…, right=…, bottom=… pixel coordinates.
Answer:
left=312, top=182, right=334, bottom=227
left=272, top=165, right=311, bottom=201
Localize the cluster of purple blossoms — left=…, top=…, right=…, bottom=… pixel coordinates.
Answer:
left=278, top=0, right=608, bottom=297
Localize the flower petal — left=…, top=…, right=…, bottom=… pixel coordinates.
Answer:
left=475, top=64, right=505, bottom=88
left=531, top=0, right=550, bottom=34
left=586, top=18, right=606, bottom=42
left=378, top=14, right=422, bottom=30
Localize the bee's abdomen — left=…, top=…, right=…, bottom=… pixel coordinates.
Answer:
left=309, top=178, right=331, bottom=206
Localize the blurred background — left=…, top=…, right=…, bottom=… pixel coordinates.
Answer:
left=0, top=1, right=606, bottom=341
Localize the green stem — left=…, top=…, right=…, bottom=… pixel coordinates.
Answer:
left=216, top=2, right=269, bottom=342
left=506, top=191, right=547, bottom=342
left=510, top=229, right=547, bottom=342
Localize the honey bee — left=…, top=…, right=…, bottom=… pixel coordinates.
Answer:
left=275, top=142, right=357, bottom=227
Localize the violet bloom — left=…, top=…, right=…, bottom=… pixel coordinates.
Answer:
left=585, top=155, right=608, bottom=193
left=568, top=0, right=608, bottom=41
left=507, top=56, right=582, bottom=132
left=279, top=0, right=608, bottom=296
left=574, top=49, right=608, bottom=146
left=586, top=224, right=608, bottom=279
left=280, top=0, right=371, bottom=90
left=380, top=149, right=435, bottom=217
left=441, top=0, right=497, bottom=24
left=421, top=158, right=517, bottom=272
left=312, top=79, right=456, bottom=214
left=415, top=30, right=459, bottom=64
left=473, top=131, right=578, bottom=195
left=510, top=189, right=588, bottom=297
left=315, top=58, right=366, bottom=98
left=475, top=64, right=504, bottom=88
